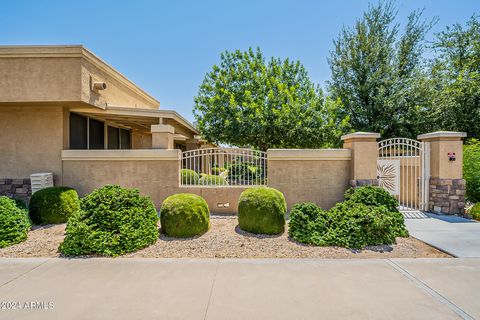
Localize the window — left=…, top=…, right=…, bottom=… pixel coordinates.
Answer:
left=69, top=113, right=132, bottom=150
left=120, top=129, right=131, bottom=149
left=69, top=113, right=88, bottom=149
left=89, top=118, right=105, bottom=150
left=108, top=126, right=120, bottom=149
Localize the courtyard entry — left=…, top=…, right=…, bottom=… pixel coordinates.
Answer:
left=377, top=138, right=429, bottom=212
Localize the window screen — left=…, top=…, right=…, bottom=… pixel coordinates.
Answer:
left=89, top=119, right=105, bottom=149
left=120, top=129, right=131, bottom=149
left=107, top=126, right=120, bottom=149
left=69, top=113, right=87, bottom=149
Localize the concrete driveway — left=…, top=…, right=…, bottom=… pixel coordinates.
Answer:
left=405, top=213, right=480, bottom=257
left=0, top=258, right=479, bottom=320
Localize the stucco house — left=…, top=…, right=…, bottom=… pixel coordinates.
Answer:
left=0, top=45, right=208, bottom=201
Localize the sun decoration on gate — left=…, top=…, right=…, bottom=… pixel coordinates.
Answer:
left=377, top=160, right=400, bottom=195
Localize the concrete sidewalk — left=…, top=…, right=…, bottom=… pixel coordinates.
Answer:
left=0, top=258, right=479, bottom=320
left=405, top=213, right=480, bottom=257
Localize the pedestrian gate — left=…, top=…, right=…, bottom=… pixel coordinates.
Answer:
left=377, top=138, right=429, bottom=211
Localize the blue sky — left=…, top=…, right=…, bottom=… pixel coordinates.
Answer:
left=1, top=0, right=478, bottom=121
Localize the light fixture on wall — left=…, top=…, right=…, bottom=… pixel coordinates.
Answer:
left=90, top=75, right=107, bottom=91
left=93, top=82, right=107, bottom=90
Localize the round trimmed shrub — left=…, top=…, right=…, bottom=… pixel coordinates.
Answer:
left=160, top=193, right=210, bottom=238
left=198, top=175, right=228, bottom=186
left=470, top=203, right=480, bottom=221
left=181, top=169, right=200, bottom=185
left=0, top=196, right=31, bottom=248
left=59, top=185, right=159, bottom=256
left=29, top=187, right=80, bottom=224
left=238, top=187, right=286, bottom=235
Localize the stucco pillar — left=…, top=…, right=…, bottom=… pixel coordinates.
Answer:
left=341, top=132, right=380, bottom=188
left=186, top=138, right=200, bottom=151
left=418, top=131, right=467, bottom=215
left=151, top=124, right=174, bottom=149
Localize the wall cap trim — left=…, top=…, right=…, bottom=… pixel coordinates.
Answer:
left=341, top=132, right=381, bottom=140
left=62, top=149, right=180, bottom=161
left=267, top=149, right=351, bottom=161
left=417, top=131, right=467, bottom=140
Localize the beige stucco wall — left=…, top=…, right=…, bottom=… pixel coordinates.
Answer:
left=342, top=139, right=378, bottom=180
left=132, top=132, right=152, bottom=149
left=0, top=106, right=64, bottom=183
left=427, top=140, right=463, bottom=179
left=0, top=57, right=81, bottom=103
left=62, top=158, right=180, bottom=208
left=61, top=152, right=249, bottom=213
left=179, top=187, right=250, bottom=214
left=267, top=149, right=351, bottom=210
left=80, top=58, right=158, bottom=110
left=0, top=46, right=159, bottom=110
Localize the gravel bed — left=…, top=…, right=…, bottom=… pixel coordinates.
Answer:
left=0, top=218, right=449, bottom=258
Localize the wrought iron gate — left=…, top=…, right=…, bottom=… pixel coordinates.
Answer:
left=377, top=138, right=429, bottom=211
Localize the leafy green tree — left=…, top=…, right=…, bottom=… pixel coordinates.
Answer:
left=430, top=15, right=480, bottom=139
left=194, top=47, right=348, bottom=150
left=327, top=1, right=436, bottom=139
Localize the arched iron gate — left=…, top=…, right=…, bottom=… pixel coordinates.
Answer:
left=377, top=138, right=429, bottom=211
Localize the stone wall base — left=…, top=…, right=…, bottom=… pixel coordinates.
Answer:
left=429, top=178, right=466, bottom=215
left=0, top=178, right=32, bottom=203
left=349, top=179, right=379, bottom=188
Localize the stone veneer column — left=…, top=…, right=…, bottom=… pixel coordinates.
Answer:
left=151, top=124, right=175, bottom=149
left=0, top=178, right=32, bottom=202
left=341, top=132, right=380, bottom=187
left=418, top=131, right=467, bottom=215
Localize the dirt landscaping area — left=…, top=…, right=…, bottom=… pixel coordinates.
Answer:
left=0, top=217, right=449, bottom=259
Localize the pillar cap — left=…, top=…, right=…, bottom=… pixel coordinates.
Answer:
left=151, top=124, right=174, bottom=134
left=417, top=131, right=467, bottom=140
left=341, top=132, right=380, bottom=141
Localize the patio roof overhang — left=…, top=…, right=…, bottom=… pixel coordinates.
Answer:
left=68, top=105, right=199, bottom=140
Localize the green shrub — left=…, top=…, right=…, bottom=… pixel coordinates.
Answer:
left=288, top=186, right=409, bottom=249
left=326, top=203, right=399, bottom=248
left=0, top=196, right=31, bottom=248
left=198, top=175, right=228, bottom=185
left=211, top=167, right=226, bottom=175
left=59, top=185, right=159, bottom=257
left=344, top=186, right=408, bottom=237
left=238, top=187, right=286, bottom=235
left=29, top=187, right=80, bottom=224
left=344, top=185, right=398, bottom=212
left=181, top=169, right=200, bottom=185
left=228, top=162, right=259, bottom=181
left=160, top=193, right=210, bottom=237
left=288, top=201, right=405, bottom=249
left=470, top=203, right=480, bottom=221
left=464, top=139, right=480, bottom=203
left=288, top=202, right=329, bottom=244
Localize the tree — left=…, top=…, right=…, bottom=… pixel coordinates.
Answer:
left=429, top=15, right=480, bottom=139
left=194, top=47, right=348, bottom=150
left=327, top=1, right=436, bottom=139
